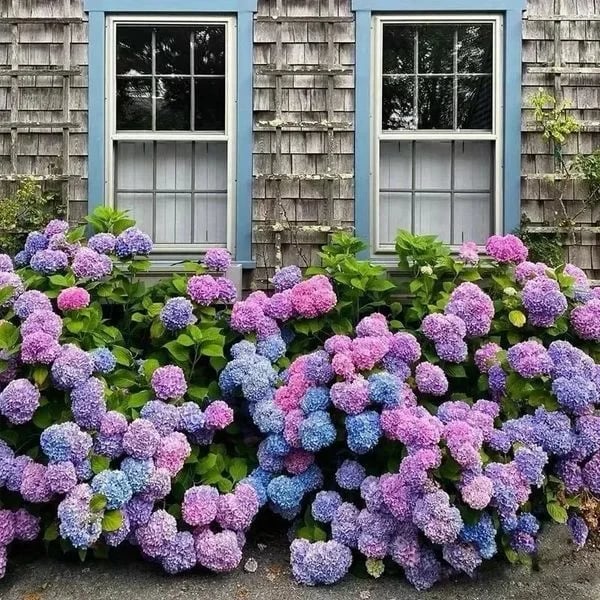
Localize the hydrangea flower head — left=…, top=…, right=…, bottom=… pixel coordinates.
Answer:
left=114, top=227, right=153, bottom=258
left=13, top=290, right=51, bottom=319
left=187, top=274, right=219, bottom=306
left=57, top=287, right=91, bottom=311
left=272, top=265, right=302, bottom=292
left=202, top=248, right=232, bottom=272
left=459, top=241, right=479, bottom=264
left=0, top=379, right=40, bottom=424
left=88, top=233, right=116, bottom=254
left=151, top=365, right=187, bottom=400
left=72, top=247, right=113, bottom=280
left=30, top=249, right=68, bottom=274
left=485, top=234, right=528, bottom=263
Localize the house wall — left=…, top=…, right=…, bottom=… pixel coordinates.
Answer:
left=1, top=0, right=599, bottom=279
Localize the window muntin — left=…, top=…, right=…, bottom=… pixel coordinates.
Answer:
left=374, top=16, right=501, bottom=251
left=107, top=17, right=235, bottom=252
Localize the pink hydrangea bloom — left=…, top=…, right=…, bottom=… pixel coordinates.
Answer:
left=182, top=485, right=219, bottom=527
left=154, top=432, right=191, bottom=476
left=458, top=241, right=479, bottom=265
left=57, top=287, right=91, bottom=311
left=290, top=275, right=337, bottom=319
left=485, top=234, right=528, bottom=264
left=204, top=401, right=234, bottom=430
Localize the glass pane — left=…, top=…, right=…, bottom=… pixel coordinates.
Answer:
left=116, top=141, right=153, bottom=190
left=194, top=193, right=227, bottom=244
left=116, top=193, right=154, bottom=237
left=414, top=142, right=452, bottom=190
left=379, top=192, right=412, bottom=245
left=457, top=24, right=493, bottom=73
left=457, top=76, right=492, bottom=129
left=379, top=141, right=412, bottom=190
left=418, top=25, right=454, bottom=74
left=194, top=26, right=226, bottom=75
left=382, top=77, right=415, bottom=130
left=156, top=142, right=193, bottom=191
left=116, top=27, right=152, bottom=75
left=156, top=78, right=191, bottom=131
left=116, top=79, right=152, bottom=130
left=453, top=193, right=491, bottom=244
left=382, top=25, right=415, bottom=74
left=156, top=27, right=192, bottom=75
left=418, top=77, right=453, bottom=129
left=194, top=79, right=226, bottom=131
left=454, top=141, right=492, bottom=190
left=194, top=142, right=228, bottom=192
left=415, top=193, right=451, bottom=242
left=155, top=193, right=193, bottom=244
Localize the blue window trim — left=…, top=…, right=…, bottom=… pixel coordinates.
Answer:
left=84, top=0, right=257, bottom=268
left=352, top=0, right=527, bottom=254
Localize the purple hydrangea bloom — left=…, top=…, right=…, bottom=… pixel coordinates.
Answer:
left=552, top=376, right=598, bottom=413
left=114, top=227, right=153, bottom=258
left=20, top=331, right=61, bottom=364
left=187, top=274, right=219, bottom=306
left=150, top=365, right=187, bottom=400
left=140, top=400, right=180, bottom=436
left=415, top=362, right=448, bottom=396
left=567, top=515, right=589, bottom=549
left=72, top=247, right=113, bottom=280
left=44, top=219, right=69, bottom=237
left=507, top=341, right=553, bottom=379
left=21, top=309, right=62, bottom=339
left=335, top=460, right=366, bottom=490
left=161, top=531, right=197, bottom=574
left=136, top=509, right=177, bottom=559
left=312, top=491, right=343, bottom=523
left=485, top=234, right=528, bottom=264
left=571, top=299, right=600, bottom=342
left=122, top=419, right=161, bottom=459
left=290, top=539, right=352, bottom=586
left=46, top=461, right=78, bottom=494
left=30, top=249, right=69, bottom=274
left=0, top=379, right=40, bottom=424
left=24, top=231, right=49, bottom=255
left=202, top=248, right=232, bottom=272
left=51, top=344, right=94, bottom=390
left=272, top=265, right=303, bottom=292
left=445, top=282, right=494, bottom=337
left=160, top=297, right=197, bottom=331
left=13, top=290, right=52, bottom=319
left=88, top=233, right=116, bottom=254
left=413, top=490, right=463, bottom=545
left=70, top=378, right=107, bottom=429
left=0, top=272, right=24, bottom=306
left=194, top=529, right=243, bottom=573
left=521, top=276, right=567, bottom=327
left=0, top=254, right=14, bottom=272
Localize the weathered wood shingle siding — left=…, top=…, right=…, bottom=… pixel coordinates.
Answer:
left=1, top=0, right=600, bottom=278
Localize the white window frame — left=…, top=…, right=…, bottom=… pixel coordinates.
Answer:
left=105, top=14, right=237, bottom=253
left=371, top=14, right=504, bottom=254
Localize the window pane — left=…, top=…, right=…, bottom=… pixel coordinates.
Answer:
left=194, top=142, right=227, bottom=192
left=457, top=25, right=493, bottom=73
left=195, top=79, right=226, bottom=131
left=418, top=77, right=453, bottom=129
left=116, top=79, right=152, bottom=130
left=116, top=193, right=154, bottom=236
left=156, top=78, right=191, bottom=130
left=380, top=141, right=412, bottom=190
left=382, top=25, right=414, bottom=74
left=457, top=76, right=492, bottom=129
left=155, top=193, right=193, bottom=244
left=156, top=142, right=193, bottom=191
left=453, top=193, right=491, bottom=244
left=116, top=141, right=153, bottom=190
left=117, top=27, right=152, bottom=75
left=415, top=193, right=451, bottom=242
left=418, top=25, right=454, bottom=74
left=156, top=27, right=192, bottom=75
left=454, top=141, right=492, bottom=190
left=414, top=141, right=452, bottom=190
left=194, top=26, right=226, bottom=75
left=379, top=192, right=412, bottom=246
left=194, top=193, right=227, bottom=244
left=382, top=77, right=415, bottom=130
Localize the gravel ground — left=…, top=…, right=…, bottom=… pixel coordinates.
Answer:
left=1, top=526, right=599, bottom=600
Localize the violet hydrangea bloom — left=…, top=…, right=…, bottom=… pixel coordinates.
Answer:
left=187, top=274, right=219, bottom=305
left=114, top=227, right=153, bottom=258
left=202, top=248, right=232, bottom=272
left=571, top=299, right=600, bottom=342
left=515, top=261, right=548, bottom=285
left=71, top=247, right=112, bottom=280
left=0, top=379, right=40, bottom=424
left=507, top=341, right=553, bottom=379
left=51, top=344, right=94, bottom=389
left=44, top=219, right=70, bottom=237
left=458, top=241, right=479, bottom=265
left=160, top=297, right=197, bottom=331
left=13, top=290, right=51, bottom=319
left=21, top=309, right=62, bottom=339
left=20, top=331, right=61, bottom=365
left=445, top=282, right=494, bottom=337
left=0, top=254, right=14, bottom=272
left=151, top=365, right=187, bottom=400
left=30, top=249, right=69, bottom=274
left=87, top=232, right=116, bottom=254
left=290, top=538, right=352, bottom=586
left=521, top=276, right=567, bottom=327
left=272, top=265, right=303, bottom=292
left=415, top=363, right=448, bottom=396
left=0, top=272, right=24, bottom=306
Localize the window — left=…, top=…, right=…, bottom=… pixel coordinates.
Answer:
left=372, top=15, right=502, bottom=251
left=106, top=17, right=236, bottom=251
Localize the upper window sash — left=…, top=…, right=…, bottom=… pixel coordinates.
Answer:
left=106, top=15, right=235, bottom=142
left=374, top=15, right=502, bottom=139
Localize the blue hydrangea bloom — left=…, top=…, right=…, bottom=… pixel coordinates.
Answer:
left=91, top=470, right=133, bottom=510
left=300, top=387, right=330, bottom=413
left=345, top=411, right=381, bottom=454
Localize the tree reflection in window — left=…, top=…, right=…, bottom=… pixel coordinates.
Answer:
left=381, top=23, right=493, bottom=131
left=116, top=25, right=226, bottom=131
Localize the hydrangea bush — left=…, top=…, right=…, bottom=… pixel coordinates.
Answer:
left=0, top=216, right=599, bottom=590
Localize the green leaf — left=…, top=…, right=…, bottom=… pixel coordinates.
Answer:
left=188, top=385, right=208, bottom=402
left=217, top=477, right=234, bottom=493
left=43, top=522, right=59, bottom=541
left=366, top=278, right=395, bottom=292
left=91, top=454, right=111, bottom=474
left=90, top=494, right=107, bottom=512
left=102, top=510, right=124, bottom=532
left=0, top=321, right=19, bottom=350
left=32, top=404, right=53, bottom=429
left=177, top=334, right=195, bottom=347
left=164, top=341, right=190, bottom=362
left=196, top=453, right=218, bottom=475
left=546, top=501, right=568, bottom=524
left=509, top=310, right=527, bottom=328
left=32, top=365, right=48, bottom=387
left=112, top=346, right=133, bottom=367
left=49, top=274, right=73, bottom=288
left=445, top=364, right=467, bottom=378
left=127, top=389, right=153, bottom=409
left=312, top=526, right=327, bottom=542
left=201, top=343, right=224, bottom=358
left=229, top=458, right=248, bottom=482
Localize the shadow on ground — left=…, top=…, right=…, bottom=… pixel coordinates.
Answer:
left=1, top=526, right=598, bottom=600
